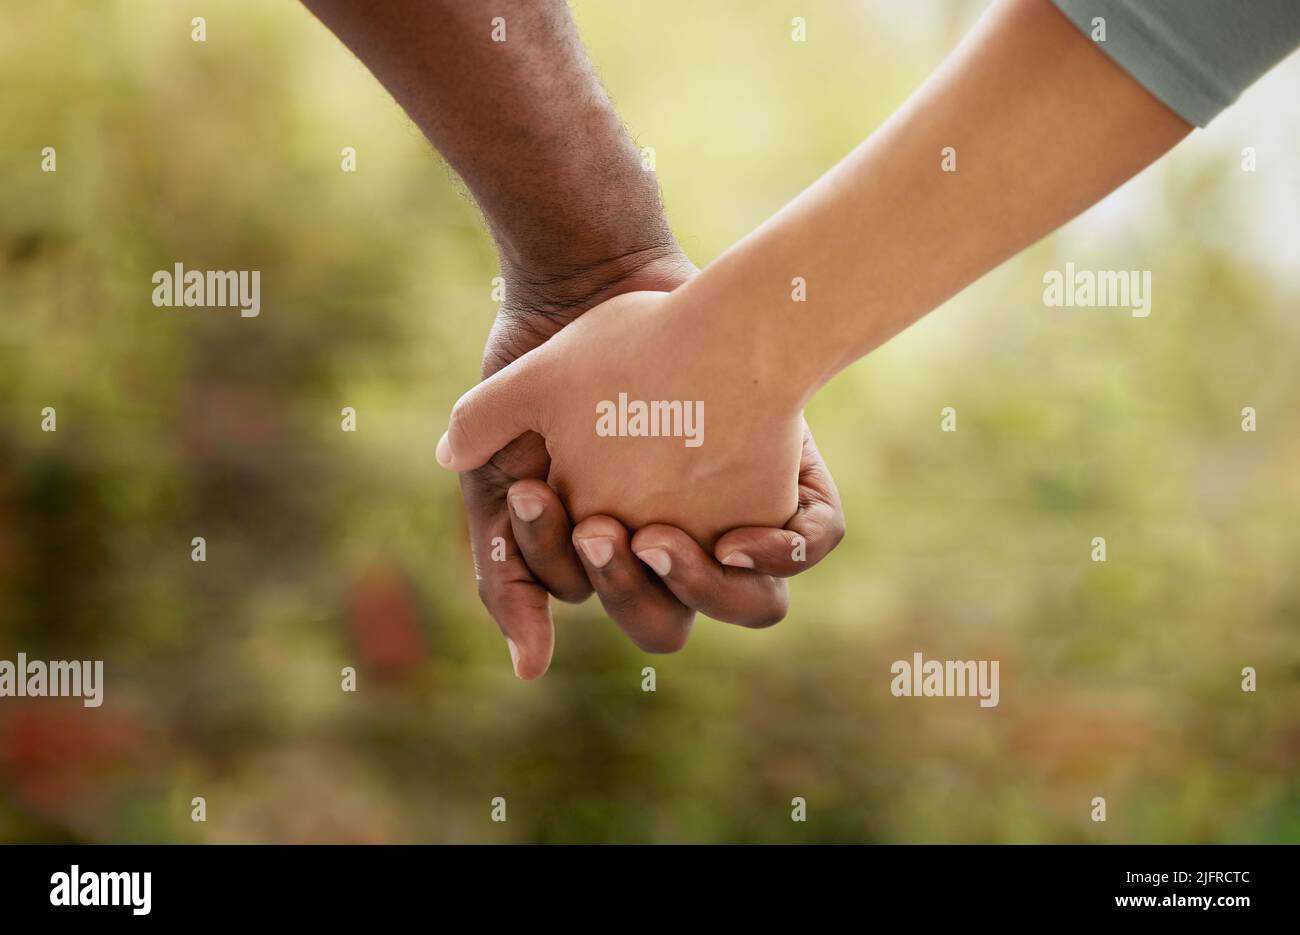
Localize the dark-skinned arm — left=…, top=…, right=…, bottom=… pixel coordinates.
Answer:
left=298, top=0, right=845, bottom=678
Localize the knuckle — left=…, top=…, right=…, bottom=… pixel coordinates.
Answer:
left=746, top=593, right=789, bottom=629
left=446, top=404, right=469, bottom=452
left=826, top=516, right=847, bottom=549
left=632, top=624, right=691, bottom=654
left=475, top=577, right=500, bottom=616
left=552, top=579, right=594, bottom=604
left=599, top=586, right=640, bottom=620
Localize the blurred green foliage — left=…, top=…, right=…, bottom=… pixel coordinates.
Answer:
left=1, top=0, right=1297, bottom=843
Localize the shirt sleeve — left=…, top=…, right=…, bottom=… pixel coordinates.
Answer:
left=1050, top=0, right=1300, bottom=127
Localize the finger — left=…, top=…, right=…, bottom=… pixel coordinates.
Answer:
left=507, top=479, right=592, bottom=604
left=714, top=421, right=845, bottom=577
left=461, top=467, right=555, bottom=679
left=437, top=359, right=542, bottom=472
left=571, top=515, right=694, bottom=653
left=630, top=525, right=789, bottom=628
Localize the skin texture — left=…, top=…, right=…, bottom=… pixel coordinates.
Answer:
left=437, top=0, right=1193, bottom=572
left=299, top=0, right=846, bottom=678
left=677, top=0, right=1194, bottom=396
left=440, top=290, right=806, bottom=544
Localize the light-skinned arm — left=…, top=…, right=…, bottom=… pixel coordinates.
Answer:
left=434, top=0, right=1192, bottom=562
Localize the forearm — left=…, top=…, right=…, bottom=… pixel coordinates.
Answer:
left=676, top=0, right=1192, bottom=405
left=300, top=0, right=677, bottom=285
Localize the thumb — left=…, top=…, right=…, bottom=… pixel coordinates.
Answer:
left=436, top=361, right=542, bottom=472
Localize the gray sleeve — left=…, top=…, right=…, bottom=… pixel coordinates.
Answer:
left=1051, top=0, right=1300, bottom=127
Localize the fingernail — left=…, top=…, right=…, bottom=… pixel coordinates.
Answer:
left=435, top=432, right=454, bottom=469
left=576, top=536, right=614, bottom=569
left=721, top=552, right=754, bottom=569
left=506, top=637, right=522, bottom=678
left=508, top=494, right=544, bottom=522
left=635, top=547, right=672, bottom=577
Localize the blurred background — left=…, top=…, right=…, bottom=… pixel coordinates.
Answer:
left=1, top=0, right=1297, bottom=843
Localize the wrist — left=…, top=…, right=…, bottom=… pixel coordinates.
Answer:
left=662, top=274, right=819, bottom=421
left=486, top=242, right=696, bottom=377
left=501, top=240, right=694, bottom=312
left=658, top=286, right=808, bottom=426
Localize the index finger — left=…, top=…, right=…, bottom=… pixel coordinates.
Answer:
left=461, top=465, right=556, bottom=679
